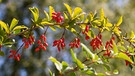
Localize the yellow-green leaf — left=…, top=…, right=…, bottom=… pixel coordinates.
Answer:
left=116, top=16, right=123, bottom=26
left=49, top=26, right=56, bottom=31
left=130, top=31, right=135, bottom=39
left=104, top=27, right=110, bottom=31
left=113, top=27, right=121, bottom=36
left=62, top=61, right=68, bottom=70
left=49, top=6, right=55, bottom=20
left=29, top=7, right=39, bottom=22
left=41, top=21, right=53, bottom=25
left=0, top=20, right=9, bottom=34
left=118, top=45, right=126, bottom=51
left=64, top=3, right=72, bottom=17
left=81, top=43, right=94, bottom=59
left=93, top=20, right=101, bottom=25
left=100, top=8, right=104, bottom=21
left=72, top=7, right=82, bottom=18
left=44, top=10, right=49, bottom=20
left=76, top=59, right=84, bottom=69
left=70, top=28, right=76, bottom=33
left=12, top=25, right=28, bottom=31
left=89, top=12, right=94, bottom=21
left=49, top=56, right=62, bottom=72
left=113, top=41, right=118, bottom=54
left=116, top=52, right=133, bottom=63
left=106, top=22, right=112, bottom=27
left=64, top=12, right=68, bottom=20
left=130, top=40, right=135, bottom=43
left=70, top=49, right=84, bottom=69
left=70, top=48, right=77, bottom=62
left=10, top=18, right=19, bottom=31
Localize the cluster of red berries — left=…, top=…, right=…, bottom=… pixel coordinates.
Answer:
left=8, top=50, right=21, bottom=61
left=90, top=34, right=102, bottom=50
left=35, top=34, right=48, bottom=52
left=82, top=25, right=90, bottom=40
left=103, top=36, right=115, bottom=56
left=22, top=35, right=35, bottom=48
left=53, top=38, right=65, bottom=51
left=69, top=38, right=80, bottom=48
left=52, top=12, right=64, bottom=23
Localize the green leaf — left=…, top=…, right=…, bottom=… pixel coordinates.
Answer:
left=81, top=43, right=94, bottom=59
left=0, top=36, right=4, bottom=43
left=49, top=6, right=55, bottom=20
left=29, top=7, right=39, bottom=22
left=72, top=7, right=82, bottom=19
left=100, top=8, right=104, bottom=21
left=62, top=61, right=68, bottom=70
left=76, top=59, right=84, bottom=69
left=13, top=29, right=21, bottom=34
left=103, top=64, right=111, bottom=71
left=97, top=73, right=105, bottom=76
left=113, top=41, right=118, bottom=54
left=70, top=48, right=77, bottom=62
left=44, top=10, right=49, bottom=20
left=116, top=16, right=123, bottom=26
left=0, top=30, right=6, bottom=36
left=48, top=69, right=53, bottom=76
left=64, top=3, right=72, bottom=17
left=0, top=51, right=4, bottom=56
left=130, top=31, right=135, bottom=39
left=48, top=69, right=55, bottom=76
left=116, top=52, right=133, bottom=63
left=12, top=25, right=28, bottom=31
left=117, top=45, right=126, bottom=52
left=83, top=69, right=95, bottom=75
left=49, top=26, right=56, bottom=31
left=87, top=30, right=94, bottom=38
left=0, top=20, right=9, bottom=34
left=66, top=72, right=76, bottom=76
left=129, top=64, right=133, bottom=71
left=49, top=56, right=62, bottom=72
left=70, top=48, right=84, bottom=69
left=127, top=46, right=134, bottom=53
left=10, top=18, right=19, bottom=31
left=113, top=69, right=119, bottom=75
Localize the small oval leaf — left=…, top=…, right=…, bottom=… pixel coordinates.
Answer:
left=0, top=51, right=4, bottom=56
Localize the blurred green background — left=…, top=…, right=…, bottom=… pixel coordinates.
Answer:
left=0, top=0, right=135, bottom=76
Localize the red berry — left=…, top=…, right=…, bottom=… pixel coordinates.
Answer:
left=44, top=42, right=48, bottom=46
left=85, top=35, right=90, bottom=40
left=35, top=47, right=40, bottom=52
left=37, top=40, right=41, bottom=44
left=0, top=44, right=2, bottom=48
left=61, top=43, right=65, bottom=48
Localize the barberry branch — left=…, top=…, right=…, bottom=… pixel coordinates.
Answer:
left=43, top=26, right=49, bottom=35
left=16, top=43, right=24, bottom=54
left=61, top=28, right=66, bottom=38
